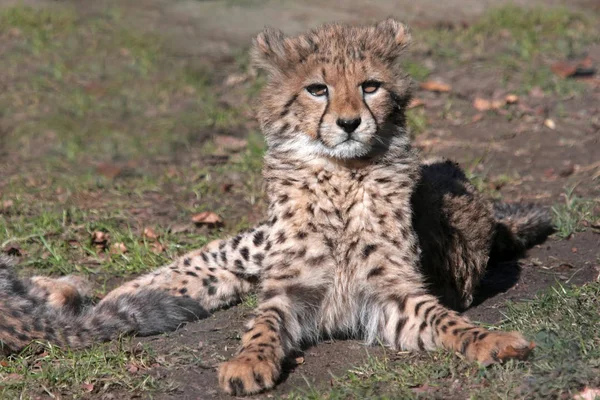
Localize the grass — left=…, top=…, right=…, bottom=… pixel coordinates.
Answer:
left=0, top=204, right=219, bottom=279
left=0, top=4, right=242, bottom=185
left=288, top=282, right=600, bottom=399
left=552, top=187, right=600, bottom=239
left=402, top=60, right=431, bottom=82
left=416, top=5, right=599, bottom=95
left=0, top=340, right=161, bottom=399
left=468, top=5, right=589, bottom=61
left=462, top=155, right=519, bottom=199
left=406, top=108, right=428, bottom=137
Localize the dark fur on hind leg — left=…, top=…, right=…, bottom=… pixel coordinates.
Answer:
left=85, top=290, right=209, bottom=339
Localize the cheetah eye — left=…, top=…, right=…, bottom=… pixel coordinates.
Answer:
left=361, top=81, right=382, bottom=94
left=306, top=84, right=328, bottom=97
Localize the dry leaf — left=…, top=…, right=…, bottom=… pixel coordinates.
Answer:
left=4, top=373, right=23, bottom=382
left=408, top=98, right=425, bottom=109
left=551, top=57, right=595, bottom=79
left=91, top=231, right=109, bottom=244
left=192, top=211, right=223, bottom=226
left=505, top=94, right=519, bottom=104
left=559, top=162, right=575, bottom=177
left=544, top=119, right=556, bottom=130
left=473, top=98, right=491, bottom=111
left=473, top=98, right=504, bottom=111
left=214, top=135, right=248, bottom=152
left=544, top=168, right=556, bottom=178
left=96, top=163, right=122, bottom=179
left=92, top=231, right=108, bottom=243
left=81, top=383, right=95, bottom=392
left=224, top=73, right=249, bottom=87
left=419, top=80, right=451, bottom=93
left=91, top=231, right=109, bottom=251
left=127, top=364, right=139, bottom=374
left=574, top=387, right=600, bottom=400
left=110, top=242, right=128, bottom=255
left=551, top=61, right=577, bottom=78
left=471, top=113, right=484, bottom=123
left=3, top=244, right=22, bottom=257
left=411, top=383, right=435, bottom=394
left=150, top=242, right=165, bottom=254
left=143, top=227, right=159, bottom=240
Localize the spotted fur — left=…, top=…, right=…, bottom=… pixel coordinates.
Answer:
left=0, top=256, right=207, bottom=355
left=0, top=19, right=553, bottom=396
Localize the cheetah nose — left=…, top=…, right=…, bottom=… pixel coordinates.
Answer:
left=336, top=117, right=361, bottom=134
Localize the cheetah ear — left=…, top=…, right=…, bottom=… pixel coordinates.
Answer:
left=251, top=27, right=289, bottom=75
left=375, top=18, right=411, bottom=55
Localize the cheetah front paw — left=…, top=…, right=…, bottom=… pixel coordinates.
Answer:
left=466, top=330, right=535, bottom=366
left=218, top=355, right=280, bottom=396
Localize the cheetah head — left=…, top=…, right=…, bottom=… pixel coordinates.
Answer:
left=252, top=19, right=413, bottom=160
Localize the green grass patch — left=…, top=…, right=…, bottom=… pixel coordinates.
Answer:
left=552, top=187, right=600, bottom=239
left=0, top=340, right=160, bottom=399
left=416, top=5, right=599, bottom=95
left=406, top=108, right=428, bottom=137
left=0, top=5, right=240, bottom=182
left=402, top=60, right=431, bottom=82
left=0, top=207, right=213, bottom=278
left=463, top=156, right=517, bottom=199
left=468, top=6, right=588, bottom=60
left=241, top=293, right=259, bottom=309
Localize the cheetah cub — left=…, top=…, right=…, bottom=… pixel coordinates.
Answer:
left=0, top=19, right=552, bottom=396
left=106, top=19, right=545, bottom=395
left=214, top=19, right=545, bottom=395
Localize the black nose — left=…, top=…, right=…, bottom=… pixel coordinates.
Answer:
left=336, top=118, right=361, bottom=134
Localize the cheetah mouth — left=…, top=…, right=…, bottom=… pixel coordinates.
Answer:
left=318, top=138, right=373, bottom=159
left=327, top=137, right=368, bottom=148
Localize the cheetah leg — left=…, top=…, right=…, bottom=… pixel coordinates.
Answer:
left=379, top=292, right=534, bottom=365
left=219, top=280, right=327, bottom=395
left=99, top=223, right=270, bottom=312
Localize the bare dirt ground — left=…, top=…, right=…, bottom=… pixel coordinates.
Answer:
left=0, top=0, right=599, bottom=399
